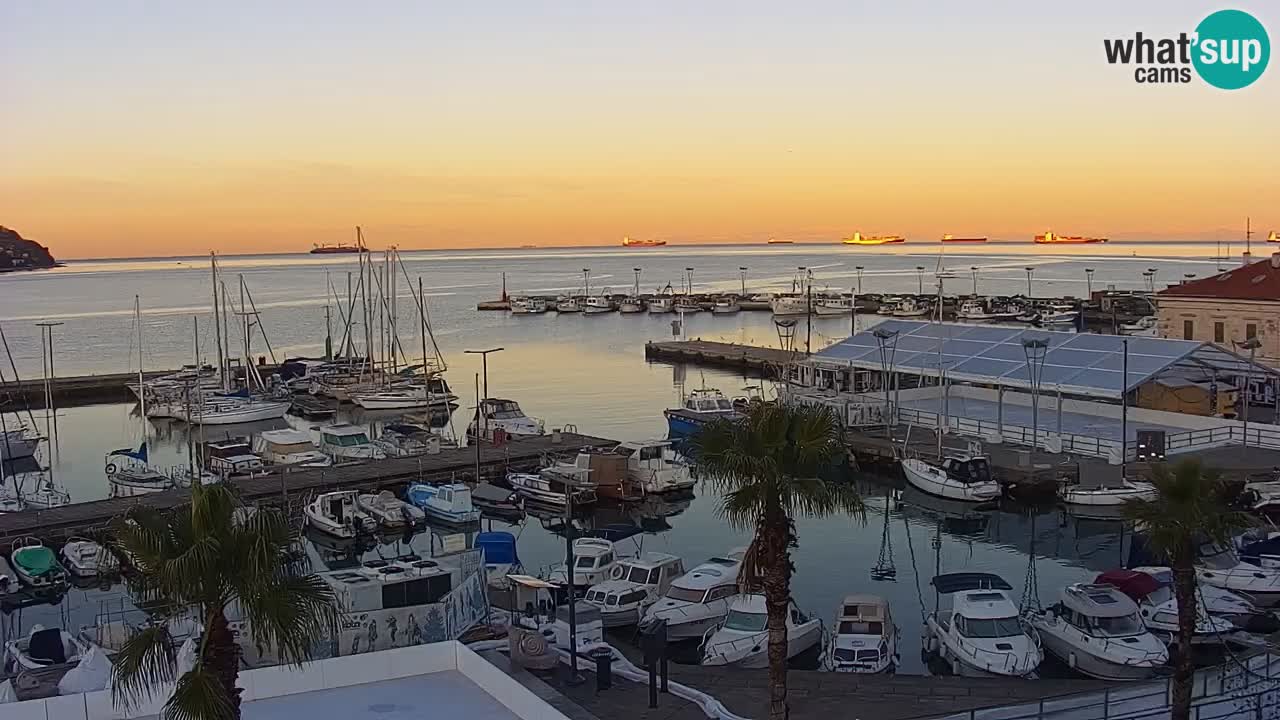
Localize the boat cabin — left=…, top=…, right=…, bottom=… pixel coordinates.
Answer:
left=1047, top=584, right=1146, bottom=638
left=320, top=556, right=456, bottom=612
left=832, top=594, right=894, bottom=672
left=586, top=553, right=684, bottom=607
left=664, top=553, right=742, bottom=603
left=684, top=389, right=735, bottom=413
left=940, top=456, right=993, bottom=485
left=318, top=424, right=372, bottom=447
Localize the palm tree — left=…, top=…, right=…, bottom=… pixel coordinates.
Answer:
left=693, top=401, right=862, bottom=720
left=108, top=483, right=337, bottom=720
left=1122, top=458, right=1251, bottom=720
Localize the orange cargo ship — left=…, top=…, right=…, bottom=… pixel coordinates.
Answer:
left=1267, top=230, right=1279, bottom=243
left=622, top=236, right=666, bottom=247
left=941, top=234, right=988, bottom=243
left=843, top=233, right=906, bottom=246
left=1034, top=231, right=1107, bottom=244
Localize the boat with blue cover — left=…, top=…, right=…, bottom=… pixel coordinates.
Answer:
left=664, top=388, right=741, bottom=439
left=406, top=482, right=481, bottom=524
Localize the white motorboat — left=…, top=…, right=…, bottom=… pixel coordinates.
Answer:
left=252, top=429, right=331, bottom=467
left=1128, top=566, right=1258, bottom=622
left=468, top=398, right=545, bottom=441
left=815, top=296, right=853, bottom=316
left=9, top=538, right=67, bottom=588
left=312, top=423, right=385, bottom=460
left=647, top=296, right=675, bottom=314
left=374, top=423, right=452, bottom=457
left=584, top=296, right=614, bottom=314
left=1198, top=540, right=1280, bottom=607
left=0, top=427, right=41, bottom=461
left=664, top=388, right=742, bottom=439
left=674, top=296, right=702, bottom=313
left=613, top=440, right=695, bottom=494
left=61, top=538, right=118, bottom=578
left=1026, top=583, right=1167, bottom=681
left=508, top=467, right=596, bottom=507
left=1096, top=568, right=1239, bottom=645
left=555, top=296, right=582, bottom=313
left=643, top=549, right=746, bottom=640
left=357, top=490, right=426, bottom=528
left=769, top=295, right=809, bottom=316
left=902, top=455, right=1001, bottom=502
left=172, top=395, right=291, bottom=425
left=828, top=595, right=898, bottom=674
left=105, top=445, right=172, bottom=496
left=3, top=626, right=88, bottom=674
left=618, top=296, right=644, bottom=313
left=547, top=538, right=622, bottom=589
left=711, top=297, right=741, bottom=314
left=511, top=297, right=549, bottom=314
left=957, top=299, right=1021, bottom=322
left=924, top=573, right=1041, bottom=678
left=891, top=297, right=933, bottom=318
left=701, top=594, right=823, bottom=668
left=1120, top=316, right=1158, bottom=337
left=406, top=483, right=480, bottom=524
left=1059, top=478, right=1156, bottom=506
left=303, top=491, right=375, bottom=539
left=1040, top=304, right=1079, bottom=326
left=585, top=553, right=686, bottom=627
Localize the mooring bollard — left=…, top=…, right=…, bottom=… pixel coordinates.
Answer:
left=592, top=647, right=612, bottom=690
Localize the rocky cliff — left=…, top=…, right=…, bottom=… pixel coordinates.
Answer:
left=0, top=226, right=58, bottom=271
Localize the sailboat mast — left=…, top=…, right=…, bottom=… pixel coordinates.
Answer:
left=419, top=277, right=429, bottom=371
left=136, top=295, right=146, bottom=421
left=211, top=252, right=224, bottom=389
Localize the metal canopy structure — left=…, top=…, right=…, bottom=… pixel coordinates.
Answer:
left=812, top=319, right=1279, bottom=400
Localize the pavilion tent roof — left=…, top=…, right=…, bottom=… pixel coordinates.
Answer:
left=811, top=319, right=1279, bottom=400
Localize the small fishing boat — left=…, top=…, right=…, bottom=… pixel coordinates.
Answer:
left=674, top=296, right=702, bottom=313
left=61, top=538, right=117, bottom=578
left=957, top=299, right=1021, bottom=322
left=547, top=538, right=622, bottom=589
left=1026, top=583, right=1166, bottom=681
left=618, top=296, right=645, bottom=313
left=468, top=398, right=545, bottom=441
left=711, top=297, right=741, bottom=314
left=511, top=297, right=549, bottom=314
left=584, top=296, right=614, bottom=314
left=1059, top=478, right=1156, bottom=506
left=253, top=429, right=331, bottom=467
left=613, top=440, right=696, bottom=494
left=471, top=483, right=524, bottom=519
left=10, top=538, right=67, bottom=588
left=924, top=573, right=1041, bottom=678
left=769, top=294, right=809, bottom=316
left=585, top=553, right=686, bottom=627
left=815, top=296, right=854, bottom=316
left=647, top=296, right=675, bottom=314
left=890, top=297, right=933, bottom=318
left=1039, top=304, right=1079, bottom=327
left=664, top=388, right=742, bottom=439
left=2, top=625, right=88, bottom=674
left=902, top=455, right=1001, bottom=503
left=312, top=423, right=385, bottom=460
left=828, top=595, right=898, bottom=674
left=357, top=490, right=425, bottom=528
left=643, top=549, right=745, bottom=640
left=507, top=467, right=596, bottom=507
left=406, top=482, right=480, bottom=524
left=701, top=594, right=823, bottom=668
left=303, top=491, right=374, bottom=539
left=555, top=296, right=582, bottom=313
left=1095, top=568, right=1238, bottom=645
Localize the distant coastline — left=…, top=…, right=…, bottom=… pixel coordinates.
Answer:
left=0, top=226, right=60, bottom=273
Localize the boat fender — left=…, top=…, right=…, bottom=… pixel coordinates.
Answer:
left=610, top=565, right=626, bottom=581
left=105, top=463, right=118, bottom=475
left=1068, top=651, right=1077, bottom=669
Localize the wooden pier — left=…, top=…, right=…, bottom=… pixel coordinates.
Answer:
left=0, top=432, right=615, bottom=546
left=644, top=340, right=801, bottom=376
left=7, top=365, right=280, bottom=409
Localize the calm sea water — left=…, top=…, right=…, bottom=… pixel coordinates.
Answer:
left=0, top=241, right=1233, bottom=673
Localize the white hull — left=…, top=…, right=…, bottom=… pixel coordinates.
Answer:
left=648, top=300, right=674, bottom=314
left=173, top=401, right=290, bottom=425
left=702, top=622, right=822, bottom=668
left=770, top=297, right=809, bottom=316
left=926, top=616, right=1039, bottom=678
left=902, top=459, right=1000, bottom=502
left=1060, top=481, right=1156, bottom=506
left=0, top=432, right=39, bottom=461
left=352, top=395, right=435, bottom=410
left=618, top=301, right=644, bottom=313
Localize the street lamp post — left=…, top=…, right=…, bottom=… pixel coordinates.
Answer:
left=685, top=267, right=695, bottom=295
left=464, top=347, right=505, bottom=400
left=464, top=347, right=504, bottom=443
left=855, top=266, right=864, bottom=295
left=1085, top=268, right=1095, bottom=296
left=739, top=267, right=748, bottom=296
left=1024, top=267, right=1034, bottom=298
left=1236, top=337, right=1263, bottom=448
left=874, top=329, right=900, bottom=436
left=915, top=266, right=925, bottom=295
left=1022, top=337, right=1049, bottom=452
left=1146, top=268, right=1158, bottom=293
left=970, top=266, right=979, bottom=296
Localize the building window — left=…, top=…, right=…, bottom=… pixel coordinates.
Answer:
left=1214, top=322, right=1225, bottom=343
left=1246, top=323, right=1258, bottom=340
left=1183, top=320, right=1194, bottom=340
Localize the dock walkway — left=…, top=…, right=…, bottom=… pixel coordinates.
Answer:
left=0, top=432, right=614, bottom=545
left=644, top=341, right=800, bottom=376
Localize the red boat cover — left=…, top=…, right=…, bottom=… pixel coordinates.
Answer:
left=1095, top=569, right=1161, bottom=602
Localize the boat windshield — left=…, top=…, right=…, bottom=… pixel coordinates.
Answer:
left=1145, top=584, right=1174, bottom=604
left=959, top=616, right=1023, bottom=639
left=1090, top=613, right=1144, bottom=638
left=665, top=586, right=707, bottom=603
left=325, top=433, right=369, bottom=447
left=627, top=566, right=659, bottom=584
left=273, top=442, right=315, bottom=454
left=838, top=620, right=883, bottom=635
left=575, top=556, right=597, bottom=569
left=724, top=610, right=767, bottom=632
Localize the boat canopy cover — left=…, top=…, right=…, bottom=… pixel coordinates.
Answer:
left=13, top=546, right=57, bottom=575
left=930, top=572, right=1012, bottom=594
left=1238, top=537, right=1280, bottom=564
left=1062, top=583, right=1140, bottom=617
left=471, top=483, right=515, bottom=503
left=476, top=531, right=519, bottom=565
left=593, top=523, right=642, bottom=542
left=1095, top=569, right=1161, bottom=602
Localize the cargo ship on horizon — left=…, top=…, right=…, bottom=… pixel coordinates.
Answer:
left=310, top=243, right=369, bottom=254
left=1268, top=230, right=1279, bottom=243
left=1034, top=231, right=1107, bottom=244
left=622, top=236, right=666, bottom=248
left=941, top=234, right=988, bottom=243
left=766, top=238, right=794, bottom=244
left=843, top=232, right=906, bottom=246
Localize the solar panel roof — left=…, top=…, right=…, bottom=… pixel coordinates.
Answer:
left=813, top=319, right=1275, bottom=399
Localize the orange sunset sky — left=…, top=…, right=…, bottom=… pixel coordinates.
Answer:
left=2, top=2, right=1276, bottom=258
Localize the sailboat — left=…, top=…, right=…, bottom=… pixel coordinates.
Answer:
left=108, top=297, right=172, bottom=496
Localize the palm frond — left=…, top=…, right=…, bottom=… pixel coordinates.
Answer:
left=164, top=665, right=236, bottom=720
left=237, top=574, right=338, bottom=665
left=111, top=624, right=178, bottom=711
left=1123, top=458, right=1254, bottom=563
